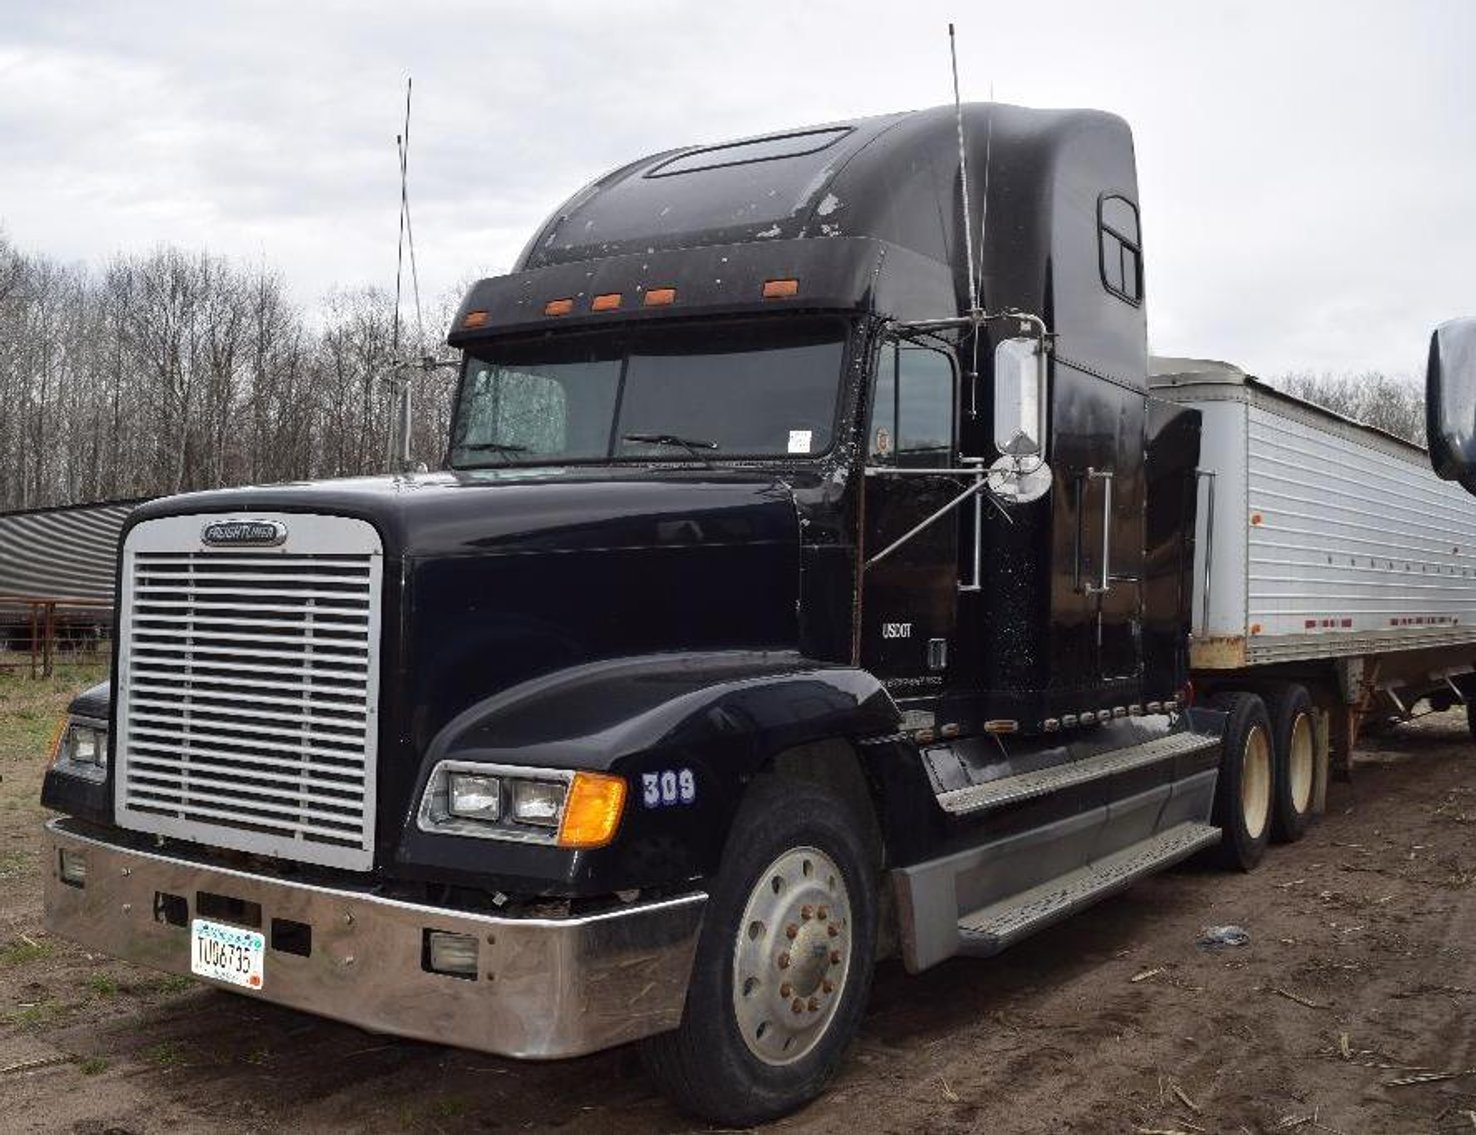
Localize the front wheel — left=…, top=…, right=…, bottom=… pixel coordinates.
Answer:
left=640, top=775, right=878, bottom=1126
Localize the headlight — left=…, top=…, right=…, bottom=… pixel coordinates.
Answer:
left=51, top=718, right=109, bottom=783
left=417, top=761, right=625, bottom=849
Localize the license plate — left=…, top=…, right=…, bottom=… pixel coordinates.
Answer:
left=190, top=918, right=265, bottom=990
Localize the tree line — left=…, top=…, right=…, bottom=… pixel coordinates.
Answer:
left=0, top=230, right=1426, bottom=514
left=0, top=233, right=459, bottom=513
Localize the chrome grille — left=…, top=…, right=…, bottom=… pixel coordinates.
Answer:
left=115, top=514, right=382, bottom=871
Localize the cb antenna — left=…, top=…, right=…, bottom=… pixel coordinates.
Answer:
left=389, top=76, right=424, bottom=471
left=949, top=23, right=980, bottom=317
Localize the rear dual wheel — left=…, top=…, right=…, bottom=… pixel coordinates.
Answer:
left=1266, top=684, right=1316, bottom=843
left=1210, top=692, right=1274, bottom=870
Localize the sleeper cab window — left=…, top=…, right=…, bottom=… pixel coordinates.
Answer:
left=1098, top=194, right=1143, bottom=306
left=868, top=341, right=956, bottom=468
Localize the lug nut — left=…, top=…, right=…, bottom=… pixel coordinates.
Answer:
left=808, top=996, right=820, bottom=1012
left=801, top=904, right=813, bottom=920
left=785, top=924, right=799, bottom=940
left=827, top=924, right=839, bottom=938
left=777, top=952, right=791, bottom=969
left=791, top=998, right=804, bottom=1014
left=822, top=979, right=834, bottom=994
left=780, top=982, right=793, bottom=998
left=829, top=949, right=842, bottom=965
left=817, top=906, right=829, bottom=921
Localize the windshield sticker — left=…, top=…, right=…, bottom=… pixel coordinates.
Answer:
left=874, top=426, right=891, bottom=456
left=788, top=429, right=813, bottom=454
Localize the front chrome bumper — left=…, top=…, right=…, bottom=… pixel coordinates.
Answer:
left=43, top=820, right=706, bottom=1059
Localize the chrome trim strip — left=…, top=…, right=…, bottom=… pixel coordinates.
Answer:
left=44, top=820, right=706, bottom=1059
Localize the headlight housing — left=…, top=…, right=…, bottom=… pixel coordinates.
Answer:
left=50, top=717, right=109, bottom=783
left=417, top=761, right=626, bottom=849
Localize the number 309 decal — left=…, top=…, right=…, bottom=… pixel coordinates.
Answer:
left=642, top=768, right=697, bottom=808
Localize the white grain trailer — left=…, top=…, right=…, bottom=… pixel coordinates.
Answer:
left=1151, top=357, right=1476, bottom=836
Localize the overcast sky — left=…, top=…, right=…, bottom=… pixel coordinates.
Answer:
left=2, top=0, right=1471, bottom=378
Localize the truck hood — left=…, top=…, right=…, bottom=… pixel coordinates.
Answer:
left=124, top=466, right=801, bottom=561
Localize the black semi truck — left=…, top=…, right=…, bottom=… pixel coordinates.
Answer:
left=42, top=103, right=1468, bottom=1124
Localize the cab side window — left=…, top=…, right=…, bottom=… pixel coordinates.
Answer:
left=1098, top=194, right=1143, bottom=305
left=868, top=342, right=955, bottom=468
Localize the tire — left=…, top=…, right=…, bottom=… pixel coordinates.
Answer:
left=1466, top=696, right=1476, bottom=745
left=1266, top=684, right=1317, bottom=843
left=1210, top=692, right=1274, bottom=871
left=640, top=775, right=878, bottom=1126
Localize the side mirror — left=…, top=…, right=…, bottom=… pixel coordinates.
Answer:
left=993, top=337, right=1046, bottom=456
left=1427, top=318, right=1476, bottom=488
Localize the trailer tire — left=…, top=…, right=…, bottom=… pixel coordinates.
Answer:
left=1266, top=684, right=1316, bottom=843
left=639, top=775, right=878, bottom=1126
left=1210, top=692, right=1274, bottom=871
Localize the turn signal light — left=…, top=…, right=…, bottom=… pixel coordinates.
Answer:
left=462, top=309, right=489, bottom=328
left=591, top=292, right=622, bottom=312
left=642, top=287, right=676, bottom=307
left=557, top=772, right=627, bottom=849
left=762, top=278, right=799, bottom=299
left=544, top=298, right=575, bottom=317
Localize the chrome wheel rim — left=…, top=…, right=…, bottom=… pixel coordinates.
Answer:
left=731, top=846, right=853, bottom=1066
left=1241, top=724, right=1272, bottom=840
left=1288, top=712, right=1314, bottom=814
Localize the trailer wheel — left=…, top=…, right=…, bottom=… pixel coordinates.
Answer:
left=640, top=775, right=878, bottom=1125
left=1266, top=684, right=1316, bottom=843
left=1210, top=692, right=1274, bottom=870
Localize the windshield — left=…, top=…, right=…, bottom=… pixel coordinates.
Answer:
left=449, top=318, right=847, bottom=467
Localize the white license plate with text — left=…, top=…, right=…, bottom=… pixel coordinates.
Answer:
left=190, top=918, right=265, bottom=990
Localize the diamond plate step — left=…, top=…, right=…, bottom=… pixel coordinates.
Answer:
left=956, top=822, right=1222, bottom=956
left=937, top=730, right=1221, bottom=817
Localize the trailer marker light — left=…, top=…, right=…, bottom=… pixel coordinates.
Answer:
left=1145, top=702, right=1161, bottom=714
left=1061, top=714, right=1078, bottom=727
left=462, top=309, right=490, bottom=328
left=544, top=298, right=575, bottom=317
left=1250, top=623, right=1262, bottom=635
left=425, top=930, right=479, bottom=979
left=762, top=278, right=799, bottom=299
left=643, top=287, right=677, bottom=307
left=1043, top=718, right=1061, bottom=732
left=984, top=720, right=1018, bottom=734
left=556, top=772, right=627, bottom=849
left=591, top=292, right=622, bottom=312
left=1250, top=512, right=1263, bottom=526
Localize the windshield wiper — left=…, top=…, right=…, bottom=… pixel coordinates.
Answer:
left=622, top=433, right=720, bottom=464
left=458, top=441, right=528, bottom=466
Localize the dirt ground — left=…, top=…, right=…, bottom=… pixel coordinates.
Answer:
left=3, top=664, right=1475, bottom=1134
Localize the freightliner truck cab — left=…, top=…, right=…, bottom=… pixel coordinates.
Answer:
left=42, top=104, right=1288, bottom=1123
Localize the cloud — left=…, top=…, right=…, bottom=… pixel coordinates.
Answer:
left=1, top=0, right=1471, bottom=375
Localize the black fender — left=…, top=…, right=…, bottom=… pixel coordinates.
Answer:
left=394, top=650, right=923, bottom=895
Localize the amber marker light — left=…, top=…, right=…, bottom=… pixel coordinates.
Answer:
left=643, top=287, right=677, bottom=307
left=591, top=292, right=622, bottom=312
left=762, top=278, right=799, bottom=299
left=556, top=772, right=627, bottom=849
left=544, top=298, right=575, bottom=317
left=462, top=310, right=490, bottom=329
left=46, top=717, right=66, bottom=766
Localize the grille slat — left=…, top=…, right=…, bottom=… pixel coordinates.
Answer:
left=116, top=514, right=382, bottom=871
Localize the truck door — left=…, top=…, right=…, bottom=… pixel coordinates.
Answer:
left=1068, top=380, right=1146, bottom=688
left=859, top=340, right=959, bottom=697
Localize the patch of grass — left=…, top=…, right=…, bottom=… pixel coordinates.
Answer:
left=76, top=1055, right=108, bottom=1075
left=147, top=1040, right=184, bottom=1067
left=4, top=999, right=64, bottom=1027
left=0, top=938, right=55, bottom=965
left=148, top=974, right=196, bottom=996
left=0, top=850, right=32, bottom=879
left=428, top=1098, right=469, bottom=1122
left=0, top=659, right=110, bottom=765
left=87, top=973, right=118, bottom=996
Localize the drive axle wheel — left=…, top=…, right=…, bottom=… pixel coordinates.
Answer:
left=640, top=776, right=877, bottom=1126
left=1211, top=692, right=1273, bottom=870
left=1267, top=684, right=1317, bottom=843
